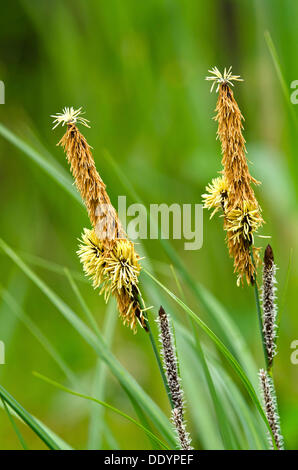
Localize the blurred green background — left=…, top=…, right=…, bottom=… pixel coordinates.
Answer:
left=0, top=0, right=297, bottom=450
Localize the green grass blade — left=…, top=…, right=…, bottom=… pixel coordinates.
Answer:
left=0, top=238, right=176, bottom=448
left=0, top=123, right=82, bottom=204
left=105, top=427, right=121, bottom=450
left=170, top=311, right=265, bottom=449
left=64, top=267, right=101, bottom=337
left=1, top=397, right=29, bottom=450
left=194, top=283, right=258, bottom=387
left=0, top=385, right=61, bottom=450
left=211, top=363, right=266, bottom=450
left=0, top=399, right=73, bottom=450
left=0, top=286, right=77, bottom=386
left=89, top=303, right=162, bottom=450
left=193, top=332, right=234, bottom=449
left=278, top=247, right=293, bottom=337
left=264, top=31, right=298, bottom=128
left=170, top=264, right=234, bottom=448
left=21, top=252, right=87, bottom=283
left=155, top=260, right=258, bottom=385
left=87, top=300, right=117, bottom=449
left=34, top=372, right=170, bottom=450
left=143, top=267, right=277, bottom=448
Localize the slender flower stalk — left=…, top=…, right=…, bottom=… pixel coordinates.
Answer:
left=51, top=107, right=147, bottom=332
left=259, top=369, right=283, bottom=450
left=203, top=67, right=263, bottom=285
left=157, top=306, right=193, bottom=450
left=261, top=245, right=278, bottom=370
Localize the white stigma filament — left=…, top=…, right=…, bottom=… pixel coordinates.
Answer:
left=51, top=106, right=90, bottom=129
left=206, top=66, right=243, bottom=93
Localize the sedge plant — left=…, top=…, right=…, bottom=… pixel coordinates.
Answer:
left=202, top=67, right=284, bottom=449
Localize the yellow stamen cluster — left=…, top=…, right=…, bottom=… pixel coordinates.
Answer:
left=203, top=68, right=264, bottom=285
left=77, top=228, right=146, bottom=332
left=202, top=176, right=228, bottom=218
left=51, top=107, right=90, bottom=129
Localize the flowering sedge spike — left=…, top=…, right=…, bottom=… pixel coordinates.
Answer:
left=52, top=107, right=147, bottom=332
left=261, top=245, right=278, bottom=369
left=157, top=306, right=193, bottom=450
left=203, top=67, right=264, bottom=285
left=259, top=369, right=284, bottom=450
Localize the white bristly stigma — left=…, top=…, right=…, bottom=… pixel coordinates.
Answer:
left=51, top=106, right=90, bottom=129
left=205, top=66, right=243, bottom=93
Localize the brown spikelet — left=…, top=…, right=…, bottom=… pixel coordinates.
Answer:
left=215, top=84, right=260, bottom=209
left=58, top=123, right=126, bottom=242
left=52, top=108, right=147, bottom=332
left=115, top=288, right=148, bottom=333
left=203, top=68, right=264, bottom=285
left=216, top=83, right=263, bottom=285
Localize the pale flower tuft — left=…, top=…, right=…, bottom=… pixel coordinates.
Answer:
left=51, top=106, right=90, bottom=129
left=206, top=66, right=243, bottom=93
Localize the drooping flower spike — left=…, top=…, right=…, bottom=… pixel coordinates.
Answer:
left=52, top=108, right=148, bottom=332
